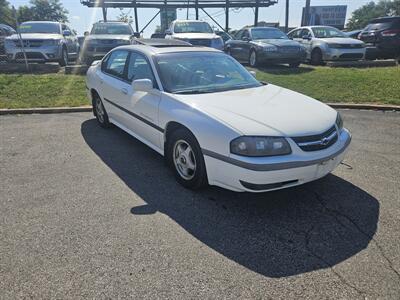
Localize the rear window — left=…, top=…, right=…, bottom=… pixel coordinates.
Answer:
left=366, top=19, right=400, bottom=30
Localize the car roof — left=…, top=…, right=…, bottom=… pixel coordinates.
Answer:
left=116, top=44, right=221, bottom=55
left=134, top=38, right=192, bottom=47
left=173, top=19, right=209, bottom=23
left=21, top=21, right=60, bottom=24
left=370, top=16, right=400, bottom=23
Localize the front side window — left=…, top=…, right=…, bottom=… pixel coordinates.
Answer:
left=18, top=22, right=61, bottom=34
left=173, top=22, right=213, bottom=34
left=312, top=27, right=345, bottom=38
left=155, top=52, right=262, bottom=94
left=103, top=50, right=129, bottom=79
left=251, top=28, right=288, bottom=40
left=127, top=52, right=155, bottom=84
left=91, top=23, right=133, bottom=35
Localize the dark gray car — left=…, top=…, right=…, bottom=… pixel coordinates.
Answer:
left=81, top=21, right=135, bottom=65
left=0, top=24, right=16, bottom=59
left=225, top=27, right=306, bottom=68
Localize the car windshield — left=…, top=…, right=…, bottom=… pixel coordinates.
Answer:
left=91, top=23, right=132, bottom=35
left=18, top=22, right=60, bottom=34
left=251, top=28, right=288, bottom=40
left=155, top=52, right=262, bottom=94
left=174, top=22, right=213, bottom=33
left=312, top=27, right=346, bottom=38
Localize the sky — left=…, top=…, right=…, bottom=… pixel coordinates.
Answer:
left=8, top=0, right=374, bottom=36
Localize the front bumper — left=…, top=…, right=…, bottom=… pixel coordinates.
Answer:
left=323, top=47, right=366, bottom=61
left=6, top=45, right=62, bottom=62
left=258, top=50, right=307, bottom=64
left=204, top=128, right=351, bottom=192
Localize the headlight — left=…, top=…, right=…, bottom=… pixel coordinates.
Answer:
left=263, top=45, right=278, bottom=52
left=336, top=112, right=343, bottom=131
left=230, top=136, right=292, bottom=157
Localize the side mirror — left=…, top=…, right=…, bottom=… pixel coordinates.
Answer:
left=249, top=70, right=256, bottom=78
left=165, top=29, right=172, bottom=35
left=63, top=30, right=71, bottom=36
left=242, top=36, right=250, bottom=42
left=302, top=35, right=311, bottom=40
left=132, top=79, right=153, bottom=92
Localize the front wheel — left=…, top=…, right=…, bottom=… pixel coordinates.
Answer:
left=249, top=49, right=258, bottom=67
left=311, top=48, right=323, bottom=65
left=167, top=128, right=208, bottom=190
left=289, top=62, right=301, bottom=68
left=59, top=47, right=68, bottom=66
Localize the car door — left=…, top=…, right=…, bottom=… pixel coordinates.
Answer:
left=125, top=51, right=162, bottom=149
left=97, top=50, right=131, bottom=126
left=67, top=26, right=79, bottom=55
left=229, top=30, right=243, bottom=59
left=299, top=29, right=313, bottom=58
left=239, top=29, right=252, bottom=60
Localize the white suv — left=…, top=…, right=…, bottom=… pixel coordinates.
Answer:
left=165, top=20, right=224, bottom=50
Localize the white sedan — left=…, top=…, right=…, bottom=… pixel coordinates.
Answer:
left=86, top=44, right=351, bottom=192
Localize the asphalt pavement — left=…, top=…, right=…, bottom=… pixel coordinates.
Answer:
left=1, top=110, right=399, bottom=299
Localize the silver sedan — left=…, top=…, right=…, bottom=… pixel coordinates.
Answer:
left=288, top=26, right=366, bottom=65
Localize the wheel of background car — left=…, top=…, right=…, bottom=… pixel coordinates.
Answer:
left=94, top=94, right=110, bottom=128
left=59, top=47, right=68, bottom=66
left=311, top=48, right=323, bottom=65
left=289, top=62, right=301, bottom=68
left=167, top=127, right=208, bottom=190
left=249, top=49, right=258, bottom=67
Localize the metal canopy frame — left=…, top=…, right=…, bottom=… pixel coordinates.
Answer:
left=80, top=0, right=278, bottom=32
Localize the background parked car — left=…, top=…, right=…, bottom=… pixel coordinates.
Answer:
left=81, top=21, right=135, bottom=65
left=0, top=24, right=16, bottom=60
left=344, top=29, right=363, bottom=39
left=165, top=20, right=224, bottom=50
left=358, top=16, right=400, bottom=61
left=151, top=33, right=166, bottom=39
left=5, top=21, right=79, bottom=66
left=215, top=30, right=232, bottom=44
left=288, top=26, right=366, bottom=65
left=225, top=27, right=306, bottom=68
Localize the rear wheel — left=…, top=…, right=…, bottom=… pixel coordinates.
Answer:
left=93, top=94, right=110, bottom=128
left=249, top=49, right=258, bottom=67
left=311, top=48, right=323, bottom=65
left=289, top=62, right=301, bottom=68
left=167, top=128, right=208, bottom=190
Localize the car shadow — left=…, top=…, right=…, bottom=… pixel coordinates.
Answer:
left=254, top=64, right=315, bottom=75
left=81, top=119, right=379, bottom=278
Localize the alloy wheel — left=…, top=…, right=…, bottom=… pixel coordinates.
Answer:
left=173, top=140, right=197, bottom=180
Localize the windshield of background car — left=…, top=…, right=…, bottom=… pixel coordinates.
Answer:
left=251, top=28, right=288, bottom=40
left=154, top=52, right=262, bottom=94
left=18, top=22, right=60, bottom=34
left=91, top=24, right=132, bottom=35
left=173, top=22, right=213, bottom=33
left=312, top=27, right=346, bottom=38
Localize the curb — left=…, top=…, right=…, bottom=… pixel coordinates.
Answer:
left=0, top=106, right=92, bottom=115
left=0, top=104, right=399, bottom=115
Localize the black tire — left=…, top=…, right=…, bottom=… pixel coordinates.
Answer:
left=167, top=127, right=208, bottom=190
left=249, top=49, right=258, bottom=67
left=59, top=47, right=68, bottom=67
left=311, top=48, right=323, bottom=65
left=289, top=62, right=301, bottom=68
left=93, top=94, right=110, bottom=128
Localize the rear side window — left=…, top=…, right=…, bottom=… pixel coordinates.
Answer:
left=102, top=50, right=129, bottom=79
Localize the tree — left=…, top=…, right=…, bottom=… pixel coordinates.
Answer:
left=0, top=0, right=14, bottom=26
left=117, top=9, right=133, bottom=24
left=16, top=0, right=69, bottom=23
left=347, top=0, right=400, bottom=30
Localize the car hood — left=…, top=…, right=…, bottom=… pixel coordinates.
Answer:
left=173, top=32, right=218, bottom=39
left=317, top=37, right=364, bottom=44
left=174, top=84, right=337, bottom=136
left=7, top=33, right=63, bottom=40
left=254, top=39, right=300, bottom=47
left=85, top=34, right=131, bottom=41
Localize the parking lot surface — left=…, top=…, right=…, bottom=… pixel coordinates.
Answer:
left=1, top=110, right=399, bottom=299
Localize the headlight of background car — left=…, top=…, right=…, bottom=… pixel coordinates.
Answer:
left=263, top=45, right=278, bottom=52
left=211, top=37, right=224, bottom=50
left=336, top=112, right=343, bottom=131
left=230, top=136, right=292, bottom=157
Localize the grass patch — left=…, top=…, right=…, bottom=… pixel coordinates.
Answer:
left=0, top=74, right=88, bottom=109
left=0, top=66, right=399, bottom=109
left=254, top=65, right=400, bottom=105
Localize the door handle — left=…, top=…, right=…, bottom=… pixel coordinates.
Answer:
left=121, top=88, right=128, bottom=95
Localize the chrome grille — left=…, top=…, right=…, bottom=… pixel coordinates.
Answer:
left=291, top=125, right=338, bottom=151
left=280, top=46, right=299, bottom=53
left=15, top=40, right=43, bottom=48
left=187, top=39, right=211, bottom=47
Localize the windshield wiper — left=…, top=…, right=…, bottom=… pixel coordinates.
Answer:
left=173, top=89, right=212, bottom=95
